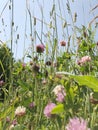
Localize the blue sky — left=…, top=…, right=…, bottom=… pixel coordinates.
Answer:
left=0, top=0, right=98, bottom=61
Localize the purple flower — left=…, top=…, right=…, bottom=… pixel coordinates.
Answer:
left=22, top=63, right=26, bottom=67
left=29, top=102, right=35, bottom=109
left=77, top=56, right=91, bottom=65
left=22, top=63, right=26, bottom=70
left=6, top=116, right=10, bottom=123
left=36, top=44, right=45, bottom=53
left=0, top=80, right=4, bottom=86
left=66, top=117, right=90, bottom=130
left=56, top=92, right=66, bottom=103
left=44, top=103, right=56, bottom=118
left=52, top=85, right=66, bottom=103
left=12, top=119, right=17, bottom=126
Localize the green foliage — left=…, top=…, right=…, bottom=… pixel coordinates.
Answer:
left=51, top=104, right=64, bottom=114
left=0, top=1, right=98, bottom=130
left=0, top=44, right=14, bottom=101
left=0, top=44, right=13, bottom=82
left=71, top=75, right=98, bottom=92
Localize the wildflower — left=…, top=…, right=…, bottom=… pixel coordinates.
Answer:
left=56, top=92, right=66, bottom=103
left=60, top=41, right=66, bottom=46
left=0, top=80, right=4, bottom=86
left=42, top=79, right=47, bottom=85
left=36, top=44, right=45, bottom=53
left=29, top=102, right=35, bottom=109
left=77, top=56, right=91, bottom=65
left=66, top=117, right=90, bottom=130
left=53, top=85, right=66, bottom=103
left=6, top=116, right=10, bottom=123
left=12, top=119, right=18, bottom=125
left=77, top=60, right=81, bottom=65
left=81, top=56, right=91, bottom=62
left=52, top=85, right=65, bottom=95
left=32, top=63, right=40, bottom=73
left=45, top=60, right=52, bottom=66
left=15, top=106, right=26, bottom=116
left=22, top=63, right=26, bottom=67
left=9, top=119, right=18, bottom=129
left=30, top=61, right=33, bottom=66
left=22, top=63, right=26, bottom=70
left=44, top=102, right=56, bottom=118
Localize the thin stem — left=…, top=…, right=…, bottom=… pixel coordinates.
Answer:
left=10, top=0, right=14, bottom=53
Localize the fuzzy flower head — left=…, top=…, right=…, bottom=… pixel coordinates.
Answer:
left=0, top=80, right=4, bottom=86
left=36, top=44, right=45, bottom=53
left=77, top=56, right=91, bottom=65
left=15, top=106, right=26, bottom=116
left=60, top=41, right=66, bottom=46
left=32, top=63, right=40, bottom=73
left=44, top=102, right=56, bottom=118
left=56, top=92, right=66, bottom=103
left=12, top=119, right=18, bottom=126
left=22, top=63, right=26, bottom=70
left=29, top=102, right=35, bottom=109
left=66, top=117, right=90, bottom=130
left=53, top=85, right=66, bottom=102
left=52, top=85, right=65, bottom=95
left=6, top=116, right=10, bottom=123
left=22, top=63, right=26, bottom=67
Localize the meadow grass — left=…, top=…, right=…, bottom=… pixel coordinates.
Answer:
left=0, top=0, right=98, bottom=130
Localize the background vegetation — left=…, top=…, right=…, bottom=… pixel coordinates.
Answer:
left=0, top=0, right=98, bottom=130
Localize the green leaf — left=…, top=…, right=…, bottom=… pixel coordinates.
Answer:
left=51, top=104, right=64, bottom=114
left=71, top=75, right=98, bottom=92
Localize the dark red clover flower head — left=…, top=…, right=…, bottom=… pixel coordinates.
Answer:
left=45, top=60, right=52, bottom=66
left=36, top=44, right=45, bottom=53
left=32, top=63, right=40, bottom=73
left=60, top=41, right=66, bottom=46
